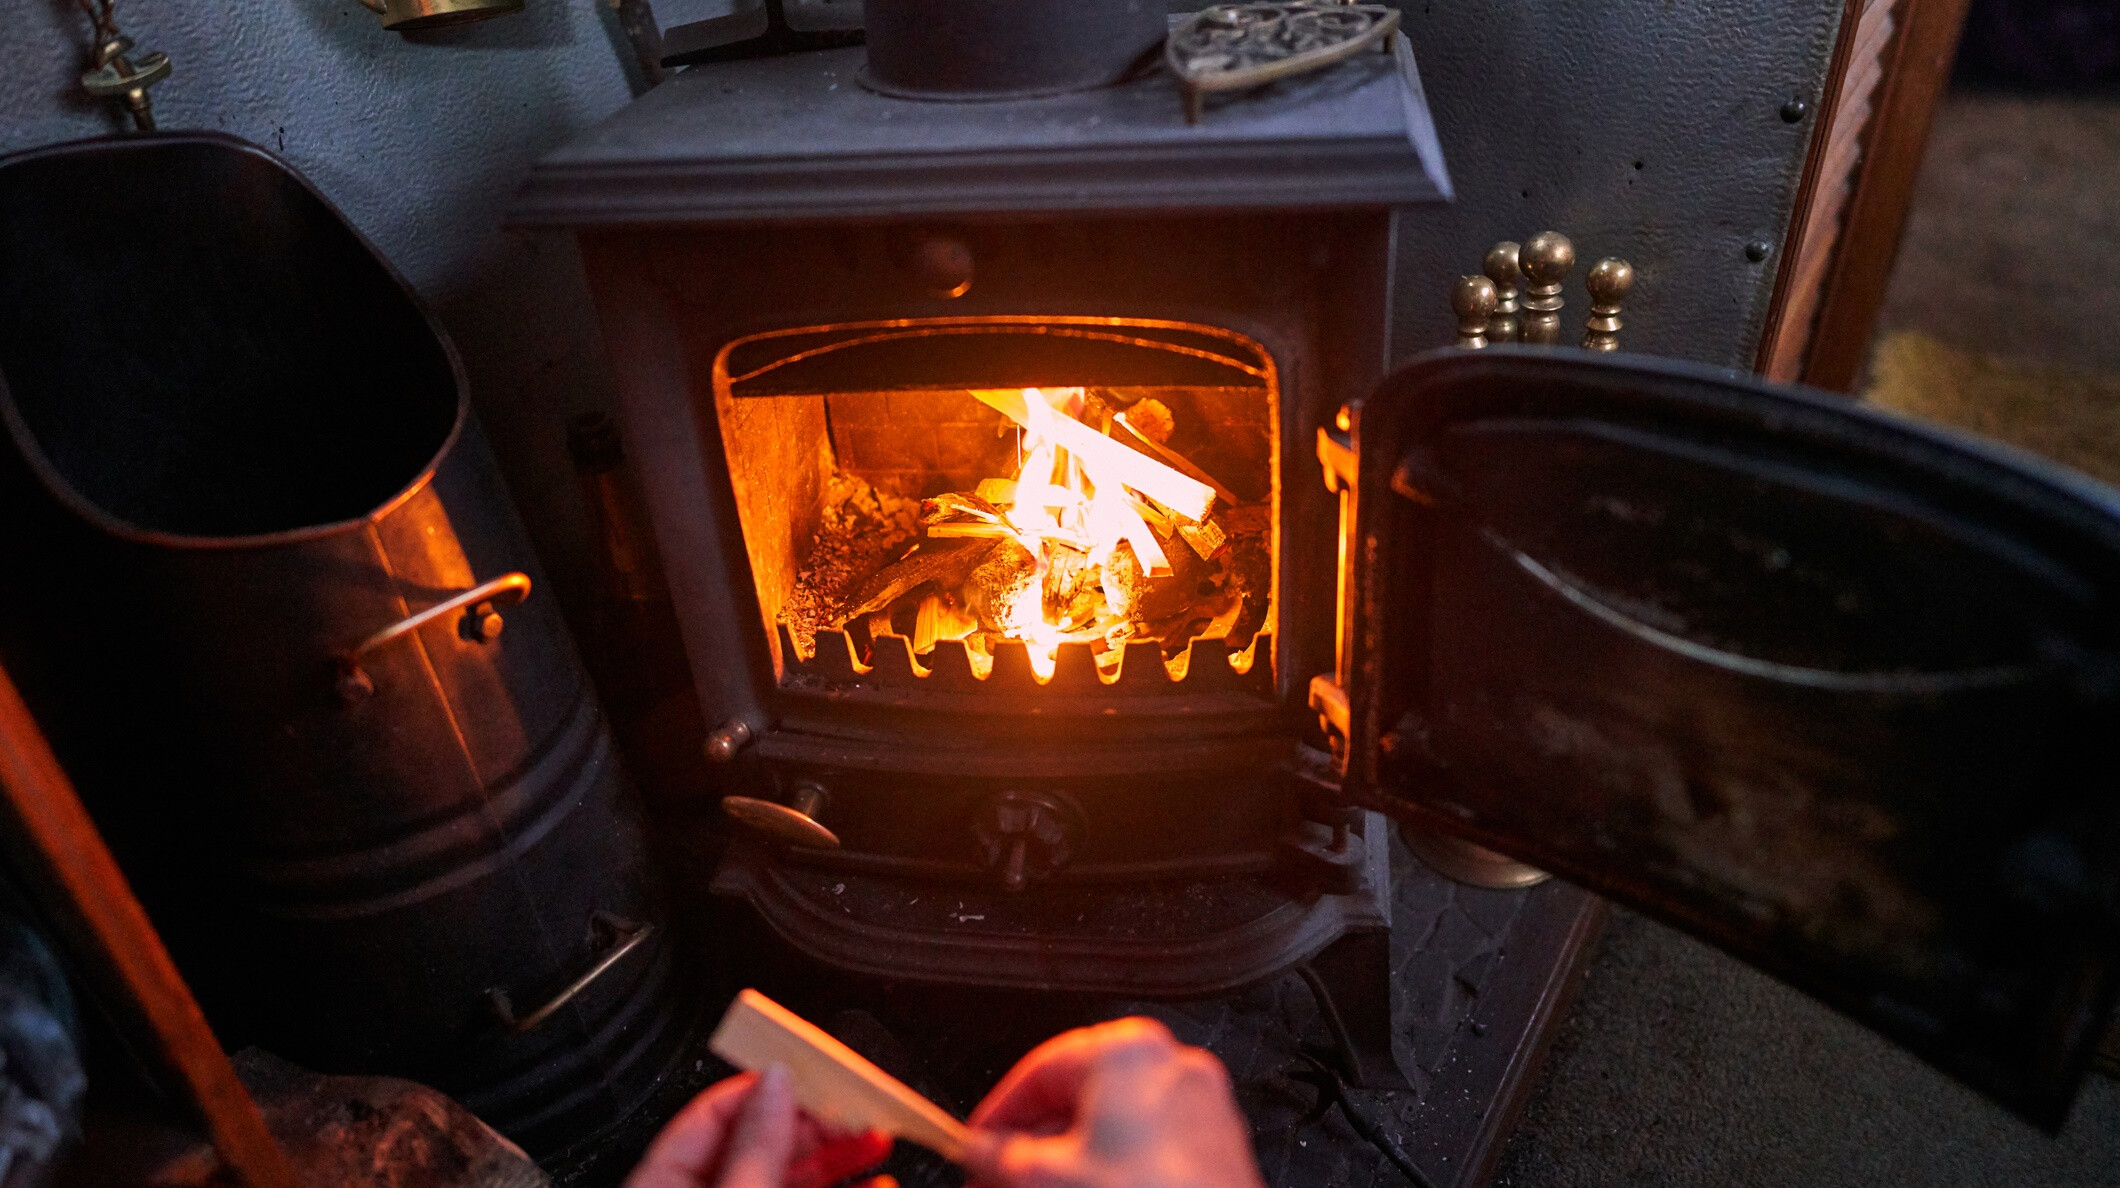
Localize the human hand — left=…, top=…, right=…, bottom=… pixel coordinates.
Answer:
left=625, top=1065, right=894, bottom=1188
left=962, top=1017, right=1265, bottom=1188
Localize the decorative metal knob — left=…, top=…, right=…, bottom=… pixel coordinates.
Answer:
left=722, top=781, right=840, bottom=849
left=1482, top=241, right=1524, bottom=343
left=703, top=718, right=755, bottom=763
left=1581, top=257, right=1635, bottom=351
left=1451, top=276, right=1497, bottom=350
left=80, top=35, right=170, bottom=132
left=1517, top=231, right=1576, bottom=345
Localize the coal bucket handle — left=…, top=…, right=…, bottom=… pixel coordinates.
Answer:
left=486, top=912, right=656, bottom=1035
left=336, top=572, right=532, bottom=702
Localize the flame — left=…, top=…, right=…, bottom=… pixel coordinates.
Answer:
left=976, top=387, right=1178, bottom=679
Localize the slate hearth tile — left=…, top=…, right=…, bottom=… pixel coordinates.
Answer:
left=1426, top=907, right=1499, bottom=966
left=1455, top=883, right=1528, bottom=936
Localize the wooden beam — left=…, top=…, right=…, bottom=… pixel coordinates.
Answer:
left=1756, top=0, right=1879, bottom=381
left=0, top=662, right=298, bottom=1188
left=1759, top=0, right=1899, bottom=383
left=1802, top=0, right=1974, bottom=391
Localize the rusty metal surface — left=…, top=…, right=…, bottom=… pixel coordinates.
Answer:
left=1344, top=348, right=2120, bottom=1127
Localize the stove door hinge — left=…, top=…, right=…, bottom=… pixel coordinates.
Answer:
left=1316, top=424, right=1356, bottom=494
left=1276, top=807, right=1366, bottom=896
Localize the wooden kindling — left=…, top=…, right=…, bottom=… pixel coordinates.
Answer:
left=970, top=388, right=1216, bottom=522
left=709, top=988, right=971, bottom=1162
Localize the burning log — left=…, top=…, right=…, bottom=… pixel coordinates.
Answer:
left=1113, top=406, right=1243, bottom=510
left=924, top=522, right=1013, bottom=539
left=920, top=492, right=1001, bottom=525
left=1121, top=397, right=1175, bottom=444
left=970, top=388, right=1216, bottom=522
left=965, top=537, right=1038, bottom=632
left=843, top=537, right=995, bottom=620
left=1042, top=544, right=1101, bottom=627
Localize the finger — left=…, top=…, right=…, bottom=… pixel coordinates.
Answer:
left=968, top=1017, right=1175, bottom=1132
left=960, top=1131, right=1083, bottom=1188
left=623, top=1073, right=758, bottom=1188
left=717, top=1063, right=800, bottom=1188
left=786, top=1130, right=891, bottom=1188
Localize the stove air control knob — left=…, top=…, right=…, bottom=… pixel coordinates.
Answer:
left=722, top=781, right=840, bottom=849
left=973, top=791, right=1082, bottom=892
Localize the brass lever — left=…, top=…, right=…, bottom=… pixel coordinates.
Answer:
left=723, top=782, right=841, bottom=849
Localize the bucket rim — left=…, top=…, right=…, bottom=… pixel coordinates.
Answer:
left=0, top=130, right=471, bottom=551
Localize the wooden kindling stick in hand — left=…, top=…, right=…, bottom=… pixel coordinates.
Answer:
left=709, top=988, right=971, bottom=1163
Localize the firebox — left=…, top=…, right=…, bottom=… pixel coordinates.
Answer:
left=518, top=31, right=2120, bottom=1132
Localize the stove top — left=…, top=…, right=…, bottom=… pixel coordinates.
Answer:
left=512, top=40, right=1448, bottom=225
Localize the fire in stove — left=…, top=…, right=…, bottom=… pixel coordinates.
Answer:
left=713, top=318, right=1279, bottom=694
left=797, top=385, right=1264, bottom=682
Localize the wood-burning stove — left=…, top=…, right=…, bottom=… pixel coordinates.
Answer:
left=519, top=35, right=2120, bottom=1130
left=516, top=39, right=1445, bottom=1086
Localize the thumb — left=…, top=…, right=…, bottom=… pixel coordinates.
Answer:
left=718, top=1063, right=799, bottom=1188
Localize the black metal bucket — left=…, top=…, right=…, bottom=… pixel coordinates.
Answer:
left=0, top=133, right=685, bottom=1158
left=861, top=0, right=1168, bottom=99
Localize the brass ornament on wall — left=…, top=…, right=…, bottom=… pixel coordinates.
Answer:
left=71, top=0, right=170, bottom=132
left=1166, top=1, right=1402, bottom=124
left=80, top=34, right=169, bottom=131
left=357, top=0, right=524, bottom=33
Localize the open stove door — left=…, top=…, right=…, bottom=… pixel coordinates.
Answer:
left=1331, top=348, right=2120, bottom=1128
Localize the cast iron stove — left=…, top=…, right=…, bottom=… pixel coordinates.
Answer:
left=516, top=20, right=2120, bottom=1145
left=515, top=33, right=1454, bottom=1089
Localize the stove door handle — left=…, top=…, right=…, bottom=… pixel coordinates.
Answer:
left=335, top=572, right=533, bottom=702
left=486, top=912, right=655, bottom=1035
left=722, top=782, right=841, bottom=850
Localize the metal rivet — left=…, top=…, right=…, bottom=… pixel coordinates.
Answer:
left=461, top=603, right=505, bottom=642
left=335, top=666, right=375, bottom=704
left=1780, top=98, right=1808, bottom=124
left=1745, top=240, right=1772, bottom=263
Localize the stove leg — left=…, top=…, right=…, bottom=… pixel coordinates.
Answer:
left=1298, top=926, right=1415, bottom=1091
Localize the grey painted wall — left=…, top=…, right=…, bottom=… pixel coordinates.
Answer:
left=1388, top=1, right=1846, bottom=367
left=2, top=0, right=643, bottom=614
left=3, top=1, right=1847, bottom=613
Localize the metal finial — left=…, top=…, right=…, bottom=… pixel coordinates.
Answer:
left=1452, top=275, right=1498, bottom=349
left=1517, top=231, right=1575, bottom=345
left=1581, top=257, right=1635, bottom=351
left=1483, top=241, right=1523, bottom=343
left=80, top=34, right=171, bottom=132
